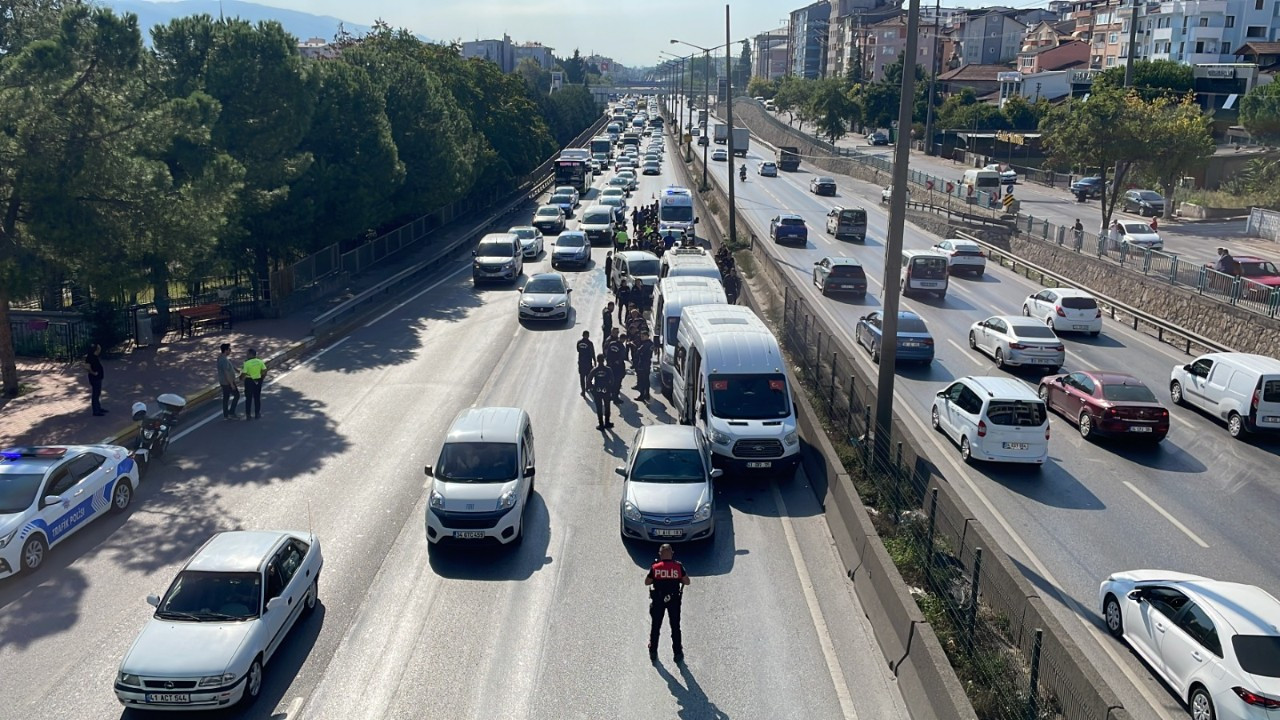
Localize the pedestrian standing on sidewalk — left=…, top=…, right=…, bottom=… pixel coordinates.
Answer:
left=86, top=343, right=106, bottom=416
left=217, top=343, right=240, bottom=419
left=576, top=331, right=596, bottom=394
left=240, top=348, right=267, bottom=420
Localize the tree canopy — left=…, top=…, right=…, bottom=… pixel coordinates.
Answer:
left=1239, top=81, right=1280, bottom=142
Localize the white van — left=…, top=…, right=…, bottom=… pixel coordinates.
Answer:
left=424, top=407, right=536, bottom=545
left=901, top=249, right=949, bottom=299
left=671, top=305, right=800, bottom=475
left=931, top=376, right=1049, bottom=466
left=658, top=186, right=696, bottom=234
left=660, top=247, right=722, bottom=283
left=1170, top=352, right=1280, bottom=438
left=962, top=168, right=1002, bottom=196
left=655, top=277, right=727, bottom=393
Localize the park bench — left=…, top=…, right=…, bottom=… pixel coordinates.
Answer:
left=176, top=304, right=231, bottom=338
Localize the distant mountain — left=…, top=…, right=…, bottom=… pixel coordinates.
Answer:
left=102, top=0, right=390, bottom=45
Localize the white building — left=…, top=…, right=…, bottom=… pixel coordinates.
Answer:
left=1144, top=0, right=1280, bottom=65
left=461, top=34, right=515, bottom=73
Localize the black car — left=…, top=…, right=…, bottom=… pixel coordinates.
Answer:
left=867, top=132, right=889, bottom=146
left=1123, top=189, right=1165, bottom=217
left=697, top=135, right=709, bottom=147
left=810, top=176, right=837, bottom=196
left=1070, top=176, right=1103, bottom=199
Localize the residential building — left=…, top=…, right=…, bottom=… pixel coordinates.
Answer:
left=1018, top=38, right=1091, bottom=70
left=996, top=69, right=1076, bottom=103
left=938, top=63, right=1010, bottom=96
left=462, top=34, right=515, bottom=73
left=1144, top=0, right=1280, bottom=66
left=789, top=0, right=832, bottom=79
left=754, top=29, right=791, bottom=80
left=863, top=16, right=943, bottom=83
left=960, top=8, right=1030, bottom=65
left=827, top=0, right=888, bottom=79
left=514, top=42, right=555, bottom=70
left=297, top=37, right=339, bottom=60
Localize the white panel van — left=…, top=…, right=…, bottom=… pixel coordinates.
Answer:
left=1170, top=352, right=1280, bottom=437
left=655, top=277, right=727, bottom=394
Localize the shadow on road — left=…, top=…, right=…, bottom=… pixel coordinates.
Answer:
left=655, top=662, right=732, bottom=720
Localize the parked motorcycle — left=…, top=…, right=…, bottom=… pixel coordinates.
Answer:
left=131, top=393, right=187, bottom=472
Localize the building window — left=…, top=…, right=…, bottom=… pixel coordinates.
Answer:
left=1195, top=41, right=1205, bottom=52
left=1256, top=0, right=1264, bottom=10
left=1225, top=15, right=1235, bottom=27
left=1247, top=25, right=1267, bottom=37
left=1221, top=43, right=1230, bottom=54
left=1199, top=17, right=1209, bottom=26
left=1179, top=41, right=1185, bottom=54
left=1109, top=32, right=1118, bottom=43
left=1106, top=56, right=1116, bottom=66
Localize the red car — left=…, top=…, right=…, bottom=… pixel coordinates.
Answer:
left=1235, top=255, right=1280, bottom=288
left=1038, top=371, right=1169, bottom=441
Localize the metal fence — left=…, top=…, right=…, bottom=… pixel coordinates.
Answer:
left=781, top=285, right=1111, bottom=720
left=1248, top=207, right=1280, bottom=242
left=9, top=313, right=94, bottom=362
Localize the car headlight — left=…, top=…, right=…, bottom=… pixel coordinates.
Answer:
left=555, top=300, right=568, bottom=308
left=0, top=528, right=16, bottom=549
left=693, top=502, right=712, bottom=522
left=709, top=429, right=730, bottom=445
left=198, top=673, right=236, bottom=688
left=498, top=489, right=518, bottom=510
left=429, top=490, right=444, bottom=509
left=623, top=501, right=643, bottom=522
left=502, top=259, right=515, bottom=269
left=784, top=431, right=799, bottom=446
left=118, top=672, right=143, bottom=687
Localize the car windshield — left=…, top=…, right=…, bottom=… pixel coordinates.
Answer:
left=476, top=242, right=512, bottom=258
left=709, top=373, right=791, bottom=420
left=157, top=571, right=262, bottom=621
left=631, top=448, right=705, bottom=483
left=986, top=401, right=1046, bottom=427
left=1233, top=635, right=1280, bottom=678
left=1240, top=261, right=1279, bottom=276
left=583, top=210, right=612, bottom=224
left=1101, top=383, right=1157, bottom=402
left=436, top=442, right=518, bottom=482
left=898, top=316, right=929, bottom=333
left=535, top=208, right=559, bottom=218
left=509, top=227, right=537, bottom=239
left=1011, top=324, right=1057, bottom=339
left=557, top=235, right=586, bottom=247
left=629, top=259, right=660, bottom=276
left=661, top=205, right=694, bottom=222
left=0, top=472, right=43, bottom=513
left=780, top=217, right=805, bottom=226
left=524, top=277, right=564, bottom=294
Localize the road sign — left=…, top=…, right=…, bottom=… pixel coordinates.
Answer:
left=926, top=180, right=934, bottom=190
left=946, top=181, right=954, bottom=193
left=1002, top=194, right=1015, bottom=209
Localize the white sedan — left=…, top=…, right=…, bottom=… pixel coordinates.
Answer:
left=1110, top=221, right=1163, bottom=251
left=711, top=148, right=728, bottom=162
left=1100, top=570, right=1280, bottom=720
left=968, top=315, right=1065, bottom=372
left=115, top=531, right=323, bottom=712
left=933, top=238, right=987, bottom=277
left=0, top=445, right=141, bottom=578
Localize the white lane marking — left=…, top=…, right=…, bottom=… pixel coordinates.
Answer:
left=946, top=338, right=983, bottom=363
left=365, top=262, right=472, bottom=327
left=1123, top=481, right=1210, bottom=548
left=1169, top=412, right=1195, bottom=430
left=770, top=482, right=859, bottom=720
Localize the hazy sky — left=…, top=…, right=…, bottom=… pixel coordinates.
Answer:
left=154, top=0, right=994, bottom=67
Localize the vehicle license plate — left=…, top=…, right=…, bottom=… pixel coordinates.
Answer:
left=1130, top=426, right=1152, bottom=433
left=1002, top=442, right=1029, bottom=450
left=745, top=461, right=772, bottom=468
left=145, top=694, right=190, bottom=704
left=903, top=342, right=923, bottom=348
left=1072, top=325, right=1088, bottom=330
left=1263, top=416, right=1280, bottom=423
left=453, top=531, right=486, bottom=539
left=919, top=281, right=938, bottom=288
left=654, top=529, right=683, bottom=538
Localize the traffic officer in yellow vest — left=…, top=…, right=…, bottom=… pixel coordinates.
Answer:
left=240, top=348, right=267, bottom=420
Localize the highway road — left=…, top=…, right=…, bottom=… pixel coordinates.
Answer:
left=757, top=106, right=1277, bottom=270
left=0, top=141, right=908, bottom=720
left=694, top=123, right=1280, bottom=720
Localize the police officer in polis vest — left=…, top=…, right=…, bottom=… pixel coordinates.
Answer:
left=587, top=354, right=614, bottom=429
left=645, top=543, right=691, bottom=663
left=576, top=330, right=595, bottom=394
left=603, top=328, right=628, bottom=403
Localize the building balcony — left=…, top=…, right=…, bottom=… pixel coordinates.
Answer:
left=1152, top=27, right=1174, bottom=40
left=1160, top=0, right=1228, bottom=15
left=1184, top=51, right=1227, bottom=63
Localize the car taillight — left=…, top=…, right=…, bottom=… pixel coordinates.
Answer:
left=1106, top=407, right=1120, bottom=417
left=1252, top=388, right=1261, bottom=411
left=1009, top=342, right=1026, bottom=350
left=923, top=338, right=934, bottom=345
left=1055, top=345, right=1065, bottom=352
left=977, top=420, right=987, bottom=437
left=1160, top=409, right=1169, bottom=418
left=1095, top=309, right=1102, bottom=318
left=1233, top=687, right=1280, bottom=709
left=979, top=251, right=986, bottom=257
left=1055, top=306, right=1066, bottom=317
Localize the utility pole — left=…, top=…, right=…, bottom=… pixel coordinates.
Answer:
left=702, top=49, right=711, bottom=190
left=1123, top=0, right=1141, bottom=88
left=922, top=0, right=941, bottom=155
left=873, top=0, right=923, bottom=452
left=725, top=4, right=738, bottom=248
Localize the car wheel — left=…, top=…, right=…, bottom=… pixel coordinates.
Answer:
left=1021, top=304, right=1031, bottom=316
left=302, top=577, right=319, bottom=617
left=241, top=657, right=263, bottom=707
left=871, top=344, right=880, bottom=364
left=110, top=479, right=133, bottom=514
left=968, top=331, right=977, bottom=349
left=1227, top=412, right=1245, bottom=439
left=960, top=436, right=973, bottom=464
left=1103, top=593, right=1124, bottom=638
left=1079, top=413, right=1094, bottom=440
left=20, top=534, right=47, bottom=575
left=931, top=407, right=941, bottom=431
left=1089, top=330, right=1100, bottom=337
left=1189, top=685, right=1216, bottom=720
left=994, top=348, right=1006, bottom=369
left=1169, top=381, right=1184, bottom=406
left=975, top=268, right=985, bottom=277
left=1045, top=367, right=1059, bottom=375
left=1037, top=384, right=1050, bottom=402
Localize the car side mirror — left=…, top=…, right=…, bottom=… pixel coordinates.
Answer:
left=936, top=390, right=948, bottom=398
left=1056, top=376, right=1066, bottom=384
left=814, top=261, right=822, bottom=267
left=567, top=288, right=573, bottom=293
left=266, top=597, right=286, bottom=613
left=710, top=468, right=724, bottom=479
left=615, top=466, right=627, bottom=477
left=423, top=465, right=433, bottom=477
left=517, top=288, right=524, bottom=293
left=1128, top=589, right=1145, bottom=602
left=471, top=250, right=477, bottom=256
left=146, top=594, right=161, bottom=608
left=43, top=495, right=63, bottom=508
left=1183, top=364, right=1192, bottom=372
left=525, top=466, right=536, bottom=478
left=694, top=217, right=700, bottom=224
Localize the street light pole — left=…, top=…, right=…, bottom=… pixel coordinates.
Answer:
left=725, top=4, right=738, bottom=248
left=923, top=0, right=941, bottom=156
left=702, top=49, right=711, bottom=190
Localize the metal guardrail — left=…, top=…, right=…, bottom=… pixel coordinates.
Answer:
left=953, top=230, right=1236, bottom=356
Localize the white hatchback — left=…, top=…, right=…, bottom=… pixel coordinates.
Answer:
left=1022, top=287, right=1102, bottom=336
left=931, top=376, right=1049, bottom=466
left=933, top=238, right=987, bottom=277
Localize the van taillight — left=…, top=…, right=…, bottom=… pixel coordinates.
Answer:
left=1045, top=425, right=1051, bottom=440
left=1252, top=388, right=1260, bottom=411
left=977, top=420, right=987, bottom=437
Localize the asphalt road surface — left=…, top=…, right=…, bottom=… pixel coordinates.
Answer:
left=697, top=125, right=1280, bottom=720
left=0, top=142, right=908, bottom=720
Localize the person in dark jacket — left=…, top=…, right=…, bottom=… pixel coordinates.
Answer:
left=602, top=302, right=615, bottom=338
left=723, top=270, right=741, bottom=305
left=86, top=343, right=106, bottom=416
left=616, top=282, right=633, bottom=323
left=632, top=278, right=651, bottom=314
left=604, top=328, right=628, bottom=403
left=604, top=251, right=614, bottom=290
left=576, top=331, right=596, bottom=394
left=587, top=355, right=614, bottom=429
left=632, top=331, right=655, bottom=401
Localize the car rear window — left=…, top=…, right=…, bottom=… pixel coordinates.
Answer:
left=780, top=217, right=805, bottom=226
left=1013, top=325, right=1057, bottom=339
left=953, top=246, right=983, bottom=256
left=1263, top=379, right=1280, bottom=403
left=1233, top=635, right=1280, bottom=678
left=985, top=401, right=1046, bottom=427
left=1061, top=296, right=1098, bottom=310
left=838, top=209, right=866, bottom=223
left=829, top=265, right=865, bottom=279
left=898, top=316, right=928, bottom=333
left=1101, top=384, right=1157, bottom=402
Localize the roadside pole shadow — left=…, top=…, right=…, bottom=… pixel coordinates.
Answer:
left=655, top=661, right=732, bottom=720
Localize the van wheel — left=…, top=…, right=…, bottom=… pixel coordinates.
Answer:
left=994, top=348, right=1006, bottom=368
left=1078, top=413, right=1094, bottom=440
left=931, top=407, right=941, bottom=431
left=968, top=331, right=977, bottom=349
left=960, top=436, right=974, bottom=464
left=1227, top=412, right=1245, bottom=439
left=1169, top=381, right=1184, bottom=406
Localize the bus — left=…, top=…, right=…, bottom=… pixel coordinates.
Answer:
left=554, top=149, right=592, bottom=194
left=589, top=136, right=612, bottom=159
left=658, top=186, right=696, bottom=235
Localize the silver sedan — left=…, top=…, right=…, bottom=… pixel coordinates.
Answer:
left=968, top=315, right=1065, bottom=373
left=518, top=272, right=572, bottom=322
left=618, top=425, right=720, bottom=544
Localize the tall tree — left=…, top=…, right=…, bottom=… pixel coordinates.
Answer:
left=1139, top=96, right=1215, bottom=214
left=736, top=40, right=751, bottom=91
left=807, top=77, right=856, bottom=143
left=1239, top=81, right=1280, bottom=142
left=562, top=49, right=586, bottom=85
left=1094, top=59, right=1194, bottom=98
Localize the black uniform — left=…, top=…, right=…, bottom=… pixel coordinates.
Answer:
left=723, top=272, right=741, bottom=305
left=647, top=558, right=688, bottom=661
left=602, top=307, right=613, bottom=338
left=616, top=286, right=632, bottom=322
left=576, top=338, right=596, bottom=392
left=632, top=338, right=654, bottom=400
left=604, top=255, right=614, bottom=289
left=604, top=337, right=628, bottom=401
left=587, top=365, right=614, bottom=427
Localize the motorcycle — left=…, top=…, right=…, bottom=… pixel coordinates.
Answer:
left=131, top=393, right=187, bottom=472
left=738, top=166, right=747, bottom=182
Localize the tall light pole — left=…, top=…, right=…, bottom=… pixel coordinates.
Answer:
left=672, top=39, right=716, bottom=190
left=922, top=0, right=941, bottom=155
left=725, top=4, right=738, bottom=249
left=873, top=0, right=923, bottom=453
left=661, top=50, right=694, bottom=155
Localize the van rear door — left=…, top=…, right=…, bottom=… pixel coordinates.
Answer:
left=982, top=400, right=1049, bottom=461
left=1252, top=375, right=1280, bottom=429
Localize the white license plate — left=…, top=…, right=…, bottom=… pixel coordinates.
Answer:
left=1263, top=416, right=1280, bottom=423
left=1072, top=325, right=1089, bottom=330
left=745, top=461, right=772, bottom=468
left=145, top=694, right=191, bottom=704
left=453, top=531, right=486, bottom=539
left=653, top=529, right=684, bottom=537
left=1130, top=426, right=1153, bottom=433
left=903, top=342, right=923, bottom=348
left=1002, top=442, right=1029, bottom=450
left=918, top=281, right=939, bottom=288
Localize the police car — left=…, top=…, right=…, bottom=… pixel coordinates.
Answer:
left=0, top=445, right=140, bottom=578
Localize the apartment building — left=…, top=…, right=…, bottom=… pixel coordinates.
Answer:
left=790, top=0, right=832, bottom=79
left=1146, top=0, right=1280, bottom=65
left=754, top=30, right=791, bottom=80
left=862, top=16, right=944, bottom=82
left=960, top=8, right=1030, bottom=65
left=462, top=34, right=515, bottom=73
left=514, top=42, right=556, bottom=70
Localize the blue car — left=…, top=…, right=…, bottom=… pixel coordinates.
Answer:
left=855, top=310, right=934, bottom=365
left=769, top=214, right=808, bottom=245
left=549, top=192, right=576, bottom=219
left=551, top=231, right=591, bottom=270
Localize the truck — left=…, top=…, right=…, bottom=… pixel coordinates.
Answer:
left=713, top=124, right=728, bottom=144
left=775, top=146, right=801, bottom=172
left=729, top=127, right=749, bottom=157
left=697, top=109, right=708, bottom=125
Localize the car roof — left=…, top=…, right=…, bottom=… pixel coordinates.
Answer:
left=823, top=256, right=862, bottom=266
left=557, top=230, right=586, bottom=239
left=777, top=213, right=805, bottom=221
left=187, top=531, right=288, bottom=573
left=997, top=314, right=1044, bottom=328
left=445, top=407, right=526, bottom=444
left=815, top=176, right=835, bottom=182
left=535, top=205, right=560, bottom=212
left=1043, top=287, right=1093, bottom=298
left=963, top=376, right=1040, bottom=401
left=637, top=424, right=701, bottom=450
left=945, top=238, right=980, bottom=247
left=1180, top=580, right=1280, bottom=636
left=1195, top=353, right=1280, bottom=373
left=527, top=272, right=566, bottom=285
left=1234, top=255, right=1272, bottom=263
left=618, top=250, right=659, bottom=261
